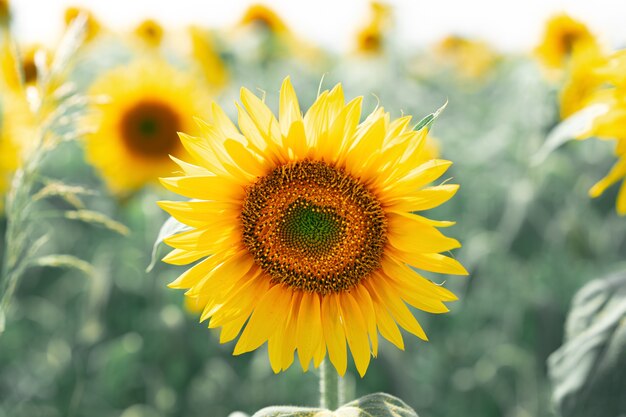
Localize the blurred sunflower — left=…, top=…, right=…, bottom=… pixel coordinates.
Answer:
left=133, top=19, right=164, bottom=49
left=579, top=51, right=626, bottom=214
left=0, top=0, right=9, bottom=26
left=559, top=46, right=606, bottom=119
left=159, top=77, right=467, bottom=377
left=85, top=59, right=211, bottom=194
left=239, top=4, right=290, bottom=35
left=64, top=6, right=101, bottom=42
left=187, top=26, right=229, bottom=91
left=354, top=1, right=392, bottom=54
left=434, top=35, right=498, bottom=79
left=535, top=14, right=599, bottom=73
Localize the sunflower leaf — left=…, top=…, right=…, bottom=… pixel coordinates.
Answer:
left=414, top=101, right=447, bottom=132
left=147, top=216, right=192, bottom=273
left=250, top=406, right=328, bottom=417
left=547, top=271, right=626, bottom=417
left=336, top=392, right=419, bottom=417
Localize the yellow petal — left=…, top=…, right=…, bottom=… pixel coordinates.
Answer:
left=391, top=250, right=469, bottom=276
left=388, top=184, right=460, bottom=212
left=158, top=200, right=239, bottom=228
left=234, top=284, right=292, bottom=355
left=382, top=159, right=453, bottom=201
left=382, top=255, right=458, bottom=302
left=167, top=249, right=232, bottom=289
left=279, top=76, right=303, bottom=136
left=366, top=277, right=428, bottom=341
left=589, top=158, right=626, bottom=198
left=339, top=291, right=371, bottom=377
left=296, top=293, right=323, bottom=372
left=162, top=248, right=212, bottom=265
left=387, top=212, right=461, bottom=253
left=223, top=139, right=268, bottom=177
left=353, top=285, right=379, bottom=357
left=163, top=222, right=237, bottom=251
left=160, top=175, right=244, bottom=202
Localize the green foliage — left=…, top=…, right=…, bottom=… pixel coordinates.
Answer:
left=548, top=272, right=626, bottom=417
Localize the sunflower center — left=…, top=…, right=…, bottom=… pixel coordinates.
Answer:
left=279, top=200, right=344, bottom=256
left=119, top=100, right=181, bottom=158
left=241, top=160, right=387, bottom=294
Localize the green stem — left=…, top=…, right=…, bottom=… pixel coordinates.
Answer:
left=319, top=358, right=343, bottom=410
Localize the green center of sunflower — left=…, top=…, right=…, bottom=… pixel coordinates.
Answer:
left=120, top=100, right=181, bottom=158
left=241, top=160, right=387, bottom=294
left=279, top=200, right=344, bottom=256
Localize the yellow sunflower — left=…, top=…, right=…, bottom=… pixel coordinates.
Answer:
left=134, top=19, right=164, bottom=49
left=239, top=4, right=290, bottom=35
left=354, top=1, right=392, bottom=54
left=159, top=77, right=467, bottom=376
left=535, top=14, right=599, bottom=73
left=578, top=51, right=626, bottom=214
left=0, top=0, right=10, bottom=26
left=187, top=26, right=229, bottom=91
left=559, top=46, right=606, bottom=119
left=434, top=35, right=498, bottom=79
left=64, top=6, right=101, bottom=43
left=85, top=59, right=211, bottom=194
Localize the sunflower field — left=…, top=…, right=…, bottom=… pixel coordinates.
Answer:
left=0, top=2, right=625, bottom=417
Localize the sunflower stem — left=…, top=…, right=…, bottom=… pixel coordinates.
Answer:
left=320, top=358, right=343, bottom=410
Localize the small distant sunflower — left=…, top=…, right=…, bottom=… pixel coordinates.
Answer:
left=188, top=26, right=229, bottom=90
left=159, top=78, right=467, bottom=376
left=134, top=19, right=164, bottom=48
left=239, top=4, right=290, bottom=35
left=85, top=59, right=211, bottom=194
left=354, top=1, right=392, bottom=54
left=434, top=35, right=498, bottom=79
left=535, top=14, right=599, bottom=72
left=64, top=6, right=101, bottom=42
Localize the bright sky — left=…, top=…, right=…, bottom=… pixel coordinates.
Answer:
left=9, top=0, right=626, bottom=51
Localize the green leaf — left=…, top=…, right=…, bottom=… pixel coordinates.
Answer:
left=146, top=216, right=191, bottom=272
left=251, top=406, right=328, bottom=417
left=414, top=101, right=447, bottom=132
left=336, top=393, right=419, bottom=417
left=547, top=271, right=626, bottom=417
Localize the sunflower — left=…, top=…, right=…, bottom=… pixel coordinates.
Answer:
left=159, top=77, right=467, bottom=376
left=239, top=4, right=290, bottom=35
left=187, top=26, right=229, bottom=91
left=134, top=19, right=164, bottom=48
left=64, top=6, right=101, bottom=43
left=434, top=35, right=498, bottom=79
left=0, top=0, right=9, bottom=26
left=534, top=14, right=599, bottom=73
left=85, top=59, right=211, bottom=194
left=354, top=1, right=392, bottom=54
left=559, top=46, right=606, bottom=119
left=578, top=51, right=626, bottom=214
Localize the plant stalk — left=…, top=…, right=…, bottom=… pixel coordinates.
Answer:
left=320, top=358, right=343, bottom=410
